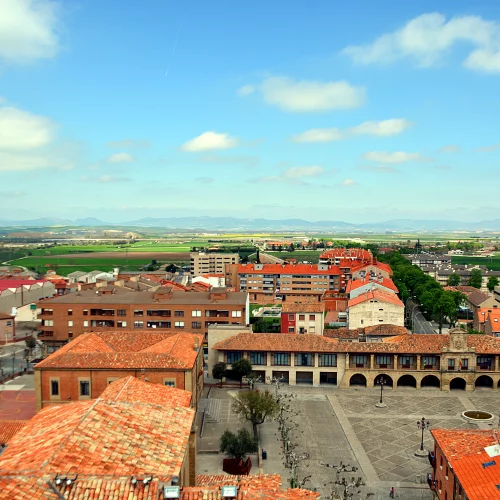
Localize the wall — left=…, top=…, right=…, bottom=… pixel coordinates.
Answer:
left=0, top=317, right=15, bottom=345
left=0, top=283, right=55, bottom=315
left=348, top=301, right=404, bottom=329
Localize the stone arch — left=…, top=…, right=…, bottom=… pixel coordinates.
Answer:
left=349, top=374, right=367, bottom=387
left=397, top=374, right=417, bottom=389
left=374, top=374, right=393, bottom=387
left=450, top=377, right=466, bottom=391
left=475, top=375, right=494, bottom=389
left=421, top=375, right=440, bottom=390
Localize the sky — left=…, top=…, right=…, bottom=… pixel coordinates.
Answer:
left=1, top=0, right=500, bottom=223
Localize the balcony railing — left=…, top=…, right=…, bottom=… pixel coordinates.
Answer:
left=398, top=364, right=417, bottom=370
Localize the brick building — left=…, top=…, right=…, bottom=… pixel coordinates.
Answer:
left=190, top=252, right=239, bottom=275
left=430, top=428, right=500, bottom=499
left=0, top=314, right=15, bottom=345
left=210, top=328, right=500, bottom=390
left=37, top=285, right=248, bottom=349
left=34, top=330, right=204, bottom=410
left=280, top=303, right=325, bottom=334
left=0, top=377, right=197, bottom=496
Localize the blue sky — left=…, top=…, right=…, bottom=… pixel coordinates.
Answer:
left=1, top=0, right=500, bottom=223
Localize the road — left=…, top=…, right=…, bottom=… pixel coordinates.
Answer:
left=407, top=300, right=435, bottom=334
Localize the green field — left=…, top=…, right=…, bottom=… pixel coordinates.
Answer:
left=267, top=250, right=322, bottom=263
left=28, top=243, right=192, bottom=256
left=451, top=255, right=500, bottom=271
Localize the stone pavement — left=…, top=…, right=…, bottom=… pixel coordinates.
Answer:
left=196, top=384, right=498, bottom=499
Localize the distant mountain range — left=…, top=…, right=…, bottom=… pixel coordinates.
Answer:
left=1, top=216, right=500, bottom=232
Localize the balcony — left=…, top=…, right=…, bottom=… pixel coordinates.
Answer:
left=147, top=311, right=171, bottom=317
left=374, top=363, right=393, bottom=370
left=427, top=473, right=436, bottom=491
left=398, top=364, right=417, bottom=371
left=428, top=451, right=436, bottom=468
left=90, top=309, right=115, bottom=317
left=349, top=362, right=369, bottom=369
left=90, top=320, right=115, bottom=328
left=206, top=311, right=229, bottom=318
left=421, top=364, right=440, bottom=370
left=477, top=364, right=493, bottom=371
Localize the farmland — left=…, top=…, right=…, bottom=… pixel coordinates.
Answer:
left=451, top=255, right=500, bottom=271
left=267, top=250, right=322, bottom=263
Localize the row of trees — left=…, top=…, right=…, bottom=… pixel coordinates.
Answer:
left=447, top=269, right=498, bottom=291
left=380, top=252, right=466, bottom=333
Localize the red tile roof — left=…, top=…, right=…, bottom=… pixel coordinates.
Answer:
left=487, top=309, right=500, bottom=333
left=348, top=288, right=404, bottom=308
left=364, top=324, right=407, bottom=336
left=213, top=333, right=338, bottom=352
left=432, top=429, right=500, bottom=500
left=282, top=303, right=325, bottom=313
left=35, top=331, right=204, bottom=370
left=0, top=279, right=46, bottom=291
left=0, top=421, right=26, bottom=445
left=346, top=277, right=398, bottom=294
left=101, top=376, right=192, bottom=407
left=0, top=314, right=14, bottom=320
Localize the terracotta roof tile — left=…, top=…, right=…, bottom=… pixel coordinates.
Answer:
left=346, top=278, right=398, bottom=294
left=0, top=421, right=27, bottom=445
left=35, top=331, right=204, bottom=370
left=282, top=303, right=325, bottom=313
left=348, top=289, right=404, bottom=308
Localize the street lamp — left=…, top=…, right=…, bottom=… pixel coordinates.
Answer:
left=415, top=417, right=430, bottom=457
left=375, top=376, right=387, bottom=408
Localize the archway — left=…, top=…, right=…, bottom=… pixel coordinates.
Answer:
left=475, top=375, right=493, bottom=389
left=397, top=374, right=417, bottom=389
left=421, top=375, right=440, bottom=390
left=349, top=374, right=367, bottom=387
left=374, top=374, right=393, bottom=387
left=450, top=378, right=466, bottom=391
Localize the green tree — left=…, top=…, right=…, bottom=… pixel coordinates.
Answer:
left=487, top=276, right=499, bottom=292
left=447, top=273, right=461, bottom=286
left=212, top=362, right=227, bottom=387
left=25, top=336, right=37, bottom=350
left=433, top=292, right=457, bottom=334
left=468, top=269, right=482, bottom=289
left=232, top=389, right=280, bottom=439
left=288, top=243, right=295, bottom=253
left=231, top=358, right=253, bottom=388
left=219, top=428, right=258, bottom=460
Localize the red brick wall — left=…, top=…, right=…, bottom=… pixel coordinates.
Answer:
left=433, top=443, right=456, bottom=499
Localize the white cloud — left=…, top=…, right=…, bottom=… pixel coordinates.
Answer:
left=181, top=131, right=239, bottom=152
left=292, top=119, right=412, bottom=143
left=475, top=143, right=500, bottom=152
left=292, top=128, right=343, bottom=143
left=240, top=76, right=365, bottom=112
left=0, top=0, right=61, bottom=63
left=107, top=152, right=135, bottom=163
left=0, top=150, right=72, bottom=172
left=343, top=13, right=500, bottom=72
left=362, top=151, right=424, bottom=163
left=0, top=106, right=55, bottom=150
left=438, top=144, right=461, bottom=153
left=340, top=178, right=356, bottom=186
left=283, top=166, right=325, bottom=178
left=349, top=119, right=413, bottom=136
left=237, top=84, right=255, bottom=96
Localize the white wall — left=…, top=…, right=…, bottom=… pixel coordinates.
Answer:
left=348, top=300, right=404, bottom=329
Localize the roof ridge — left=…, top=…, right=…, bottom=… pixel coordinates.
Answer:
left=112, top=376, right=133, bottom=401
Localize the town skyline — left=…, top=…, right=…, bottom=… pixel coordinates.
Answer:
left=1, top=0, right=500, bottom=222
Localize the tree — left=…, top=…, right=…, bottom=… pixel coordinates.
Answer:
left=288, top=243, right=295, bottom=253
left=468, top=269, right=482, bottom=289
left=25, top=336, right=37, bottom=350
left=231, top=358, right=253, bottom=388
left=487, top=276, right=499, bottom=292
left=219, top=428, right=258, bottom=460
left=447, top=273, right=461, bottom=286
left=232, top=389, right=280, bottom=439
left=212, top=362, right=227, bottom=387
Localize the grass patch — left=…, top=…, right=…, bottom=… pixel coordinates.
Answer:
left=451, top=256, right=500, bottom=271
left=267, top=250, right=321, bottom=263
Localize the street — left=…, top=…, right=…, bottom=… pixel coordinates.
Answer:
left=407, top=300, right=435, bottom=334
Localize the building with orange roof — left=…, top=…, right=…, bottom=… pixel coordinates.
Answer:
left=347, top=289, right=404, bottom=329
left=34, top=331, right=204, bottom=410
left=0, top=421, right=26, bottom=447
left=0, top=377, right=197, bottom=497
left=346, top=277, right=398, bottom=298
left=430, top=428, right=500, bottom=500
left=211, top=328, right=500, bottom=391
left=281, top=302, right=325, bottom=334
left=484, top=308, right=500, bottom=336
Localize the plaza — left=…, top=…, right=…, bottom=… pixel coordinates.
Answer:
left=197, top=384, right=499, bottom=499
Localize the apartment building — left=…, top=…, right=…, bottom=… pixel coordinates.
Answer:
left=346, top=277, right=398, bottom=299
left=190, top=252, right=239, bottom=275
left=238, top=262, right=343, bottom=303
left=37, top=286, right=249, bottom=349
left=280, top=303, right=325, bottom=334
left=34, top=330, right=204, bottom=410
left=211, top=327, right=500, bottom=391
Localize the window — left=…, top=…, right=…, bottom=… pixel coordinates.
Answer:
left=68, top=331, right=73, bottom=338
left=422, top=356, right=437, bottom=368
left=376, top=355, right=391, bottom=367
left=117, top=309, right=126, bottom=316
left=400, top=356, right=414, bottom=368
left=79, top=380, right=90, bottom=397
left=44, top=319, right=54, bottom=326
left=192, top=321, right=202, bottom=329
left=226, top=351, right=243, bottom=364
left=321, top=354, right=336, bottom=367
left=273, top=353, right=289, bottom=366
left=163, top=379, right=176, bottom=387
left=231, top=310, right=242, bottom=317
left=117, top=321, right=127, bottom=327
left=134, top=310, right=143, bottom=317
left=134, top=321, right=144, bottom=328
left=309, top=314, right=315, bottom=321
left=288, top=314, right=294, bottom=320
left=250, top=352, right=265, bottom=365
left=174, top=321, right=184, bottom=328
left=83, top=309, right=88, bottom=316
left=310, top=326, right=315, bottom=334
left=68, top=320, right=73, bottom=327
left=192, top=310, right=202, bottom=317
left=448, top=359, right=455, bottom=370
left=50, top=379, right=59, bottom=397
left=460, top=358, right=468, bottom=370
left=174, top=311, right=184, bottom=317
left=67, top=309, right=73, bottom=316
left=296, top=353, right=313, bottom=366
left=352, top=355, right=367, bottom=367
left=288, top=327, right=295, bottom=333
left=360, top=319, right=364, bottom=325
left=83, top=320, right=89, bottom=327
left=477, top=356, right=492, bottom=369
left=299, top=314, right=305, bottom=321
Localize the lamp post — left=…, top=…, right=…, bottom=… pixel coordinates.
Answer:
left=375, top=376, right=387, bottom=408
left=415, top=417, right=430, bottom=457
